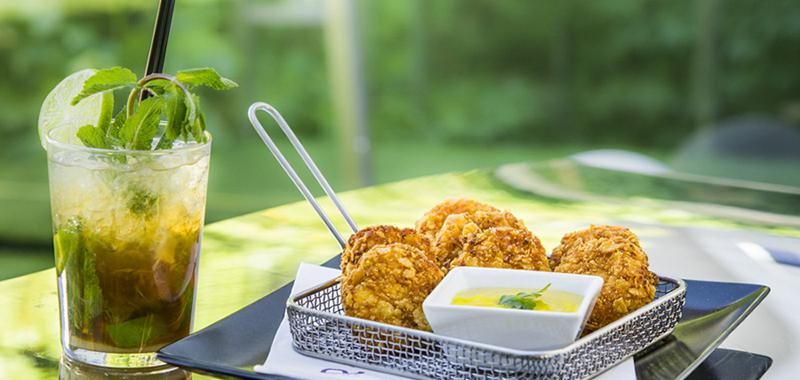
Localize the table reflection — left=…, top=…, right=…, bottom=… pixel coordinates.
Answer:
left=60, top=357, right=192, bottom=379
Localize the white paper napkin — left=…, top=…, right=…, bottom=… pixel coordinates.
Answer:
left=255, top=263, right=636, bottom=380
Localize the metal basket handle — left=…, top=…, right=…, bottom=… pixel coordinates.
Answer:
left=248, top=102, right=359, bottom=249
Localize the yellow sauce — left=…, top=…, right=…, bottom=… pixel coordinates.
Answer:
left=451, top=287, right=582, bottom=312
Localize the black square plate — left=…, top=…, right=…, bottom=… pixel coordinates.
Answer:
left=158, top=256, right=771, bottom=379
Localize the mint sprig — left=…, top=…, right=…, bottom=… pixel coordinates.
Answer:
left=498, top=283, right=551, bottom=310
left=72, top=66, right=236, bottom=150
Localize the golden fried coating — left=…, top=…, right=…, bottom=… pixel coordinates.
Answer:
left=433, top=211, right=527, bottom=269
left=341, top=243, right=444, bottom=331
left=432, top=214, right=479, bottom=269
left=469, top=210, right=527, bottom=230
left=449, top=227, right=550, bottom=272
left=415, top=199, right=498, bottom=239
left=342, top=225, right=432, bottom=276
left=551, top=225, right=656, bottom=331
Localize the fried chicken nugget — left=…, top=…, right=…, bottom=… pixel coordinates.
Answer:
left=341, top=243, right=444, bottom=331
left=432, top=214, right=479, bottom=269
left=551, top=225, right=656, bottom=331
left=433, top=211, right=527, bottom=269
left=342, top=225, right=432, bottom=276
left=415, top=199, right=498, bottom=239
left=449, top=227, right=550, bottom=272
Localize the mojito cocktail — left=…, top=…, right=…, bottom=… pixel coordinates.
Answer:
left=40, top=67, right=235, bottom=367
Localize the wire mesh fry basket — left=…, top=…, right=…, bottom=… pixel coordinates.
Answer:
left=248, top=102, right=688, bottom=380
left=287, top=276, right=684, bottom=380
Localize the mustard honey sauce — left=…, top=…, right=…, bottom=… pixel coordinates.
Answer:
left=451, top=287, right=582, bottom=312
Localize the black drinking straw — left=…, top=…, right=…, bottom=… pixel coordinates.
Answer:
left=142, top=0, right=176, bottom=99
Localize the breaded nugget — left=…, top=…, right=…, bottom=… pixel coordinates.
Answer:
left=432, top=214, right=479, bottom=269
left=470, top=210, right=526, bottom=230
left=433, top=211, right=527, bottom=269
left=415, top=199, right=498, bottom=239
left=342, top=225, right=432, bottom=276
left=551, top=225, right=656, bottom=331
left=341, top=243, right=444, bottom=331
left=449, top=227, right=550, bottom=272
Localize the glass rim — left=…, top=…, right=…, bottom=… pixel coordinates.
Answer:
left=44, top=123, right=211, bottom=156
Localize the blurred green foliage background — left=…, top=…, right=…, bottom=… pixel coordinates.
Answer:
left=1, top=0, right=799, bottom=278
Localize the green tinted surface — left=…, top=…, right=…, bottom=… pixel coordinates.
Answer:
left=1, top=167, right=799, bottom=378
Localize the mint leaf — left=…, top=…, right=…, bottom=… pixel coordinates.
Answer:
left=192, top=109, right=207, bottom=143
left=71, top=67, right=137, bottom=105
left=157, top=85, right=187, bottom=149
left=107, top=109, right=126, bottom=145
left=498, top=283, right=550, bottom=310
left=127, top=186, right=158, bottom=216
left=187, top=93, right=200, bottom=125
left=54, top=217, right=83, bottom=275
left=186, top=93, right=206, bottom=143
left=57, top=217, right=103, bottom=334
left=119, top=96, right=163, bottom=150
left=76, top=124, right=109, bottom=149
left=176, top=68, right=238, bottom=90
left=81, top=248, right=104, bottom=330
left=107, top=315, right=168, bottom=349
left=97, top=91, right=114, bottom=133
left=76, top=91, right=114, bottom=149
left=499, top=294, right=538, bottom=310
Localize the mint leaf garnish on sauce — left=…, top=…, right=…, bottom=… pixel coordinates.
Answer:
left=499, top=283, right=551, bottom=310
left=71, top=66, right=237, bottom=151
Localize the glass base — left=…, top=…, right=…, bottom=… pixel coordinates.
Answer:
left=63, top=346, right=166, bottom=369
left=60, top=354, right=192, bottom=379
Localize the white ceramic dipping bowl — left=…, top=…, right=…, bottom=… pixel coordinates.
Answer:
left=423, top=267, right=604, bottom=351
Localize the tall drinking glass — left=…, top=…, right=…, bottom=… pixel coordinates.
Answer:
left=44, top=125, right=211, bottom=368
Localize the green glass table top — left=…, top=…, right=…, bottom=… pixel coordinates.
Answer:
left=2, top=163, right=799, bottom=378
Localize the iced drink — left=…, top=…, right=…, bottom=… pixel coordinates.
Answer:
left=39, top=66, right=235, bottom=367
left=46, top=126, right=210, bottom=367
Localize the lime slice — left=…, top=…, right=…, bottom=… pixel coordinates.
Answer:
left=38, top=69, right=114, bottom=149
